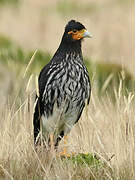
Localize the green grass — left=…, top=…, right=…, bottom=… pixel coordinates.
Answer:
left=85, top=59, right=135, bottom=101
left=0, top=35, right=51, bottom=73
left=0, top=0, right=19, bottom=6
left=67, top=153, right=101, bottom=166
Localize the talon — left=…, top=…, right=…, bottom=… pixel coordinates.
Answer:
left=59, top=151, right=71, bottom=158
left=59, top=135, right=71, bottom=157
left=71, top=152, right=76, bottom=156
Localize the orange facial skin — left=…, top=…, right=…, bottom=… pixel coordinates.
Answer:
left=68, top=29, right=86, bottom=40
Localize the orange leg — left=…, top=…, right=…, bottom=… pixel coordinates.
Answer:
left=60, top=135, right=70, bottom=157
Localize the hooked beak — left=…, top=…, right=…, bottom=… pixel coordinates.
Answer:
left=83, top=30, right=92, bottom=38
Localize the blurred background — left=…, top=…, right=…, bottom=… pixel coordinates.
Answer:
left=0, top=0, right=135, bottom=105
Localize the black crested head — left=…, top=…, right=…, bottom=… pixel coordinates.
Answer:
left=65, top=20, right=86, bottom=33
left=62, top=20, right=88, bottom=44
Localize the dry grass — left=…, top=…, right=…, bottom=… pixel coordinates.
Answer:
left=0, top=70, right=135, bottom=179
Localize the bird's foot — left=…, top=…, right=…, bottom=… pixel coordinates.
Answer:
left=59, top=151, right=71, bottom=158
left=59, top=149, right=76, bottom=158
left=71, top=152, right=76, bottom=156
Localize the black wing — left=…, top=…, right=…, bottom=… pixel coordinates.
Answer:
left=33, top=62, right=52, bottom=143
left=33, top=59, right=64, bottom=143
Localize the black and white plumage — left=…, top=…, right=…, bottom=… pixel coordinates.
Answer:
left=33, top=20, right=92, bottom=148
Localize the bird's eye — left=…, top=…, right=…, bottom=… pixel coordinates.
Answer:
left=68, top=30, right=77, bottom=35
left=73, top=29, right=77, bottom=33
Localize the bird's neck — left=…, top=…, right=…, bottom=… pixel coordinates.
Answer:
left=54, top=35, right=83, bottom=60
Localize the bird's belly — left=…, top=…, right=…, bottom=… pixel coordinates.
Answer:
left=41, top=106, right=64, bottom=133
left=41, top=99, right=81, bottom=134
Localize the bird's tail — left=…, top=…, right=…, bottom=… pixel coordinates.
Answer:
left=33, top=98, right=41, bottom=144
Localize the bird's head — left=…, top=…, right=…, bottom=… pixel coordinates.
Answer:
left=64, top=20, right=92, bottom=42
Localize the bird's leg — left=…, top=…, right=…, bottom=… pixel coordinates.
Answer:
left=50, top=133, right=54, bottom=152
left=59, top=135, right=70, bottom=157
left=63, top=135, right=68, bottom=154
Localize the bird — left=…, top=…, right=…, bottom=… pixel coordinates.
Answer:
left=33, top=20, right=92, bottom=156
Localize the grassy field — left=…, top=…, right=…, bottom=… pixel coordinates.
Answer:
left=0, top=60, right=135, bottom=179
left=0, top=0, right=135, bottom=179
